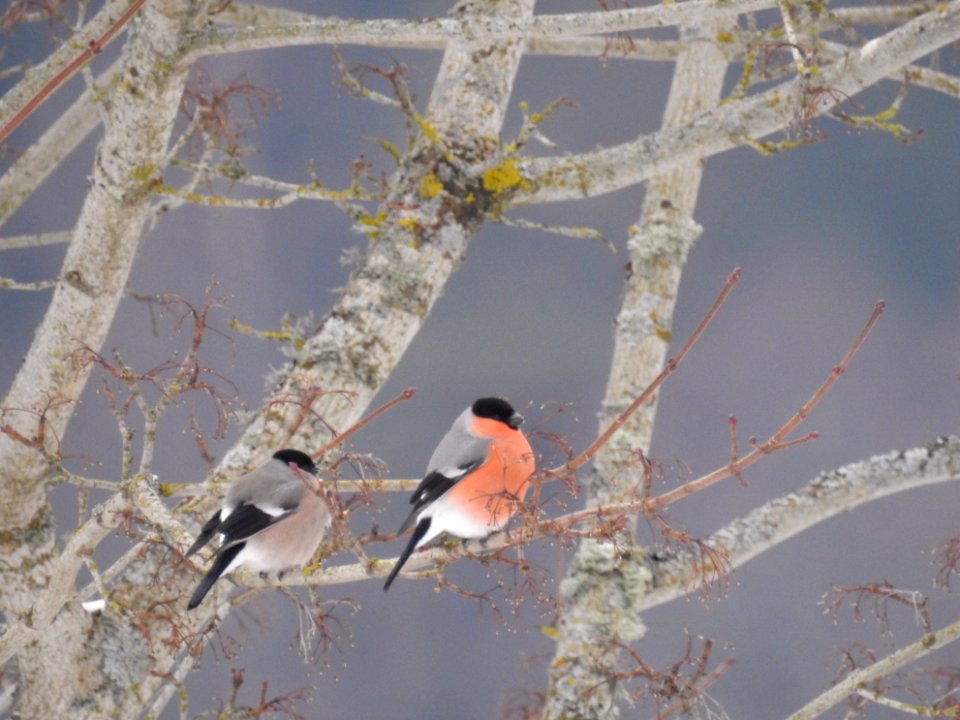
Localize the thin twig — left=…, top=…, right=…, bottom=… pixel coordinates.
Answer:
left=649, top=300, right=884, bottom=509
left=310, top=387, right=416, bottom=460
left=561, top=268, right=742, bottom=474
left=786, top=615, right=960, bottom=719
left=0, top=0, right=149, bottom=145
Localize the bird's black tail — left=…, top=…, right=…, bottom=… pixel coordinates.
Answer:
left=383, top=518, right=431, bottom=591
left=185, top=510, right=223, bottom=557
left=187, top=542, right=244, bottom=610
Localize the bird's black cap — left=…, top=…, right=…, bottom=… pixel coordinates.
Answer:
left=472, top=397, right=523, bottom=429
left=272, top=448, right=318, bottom=474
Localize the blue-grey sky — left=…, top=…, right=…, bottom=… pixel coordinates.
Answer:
left=2, top=2, right=959, bottom=718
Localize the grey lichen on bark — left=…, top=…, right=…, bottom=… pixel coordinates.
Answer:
left=641, top=436, right=960, bottom=613
left=220, top=0, right=536, bottom=469
left=2, top=0, right=221, bottom=715
left=543, top=24, right=726, bottom=720
left=518, top=1, right=960, bottom=207
left=46, top=2, right=539, bottom=717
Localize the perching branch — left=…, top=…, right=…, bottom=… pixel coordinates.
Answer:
left=260, top=300, right=888, bottom=593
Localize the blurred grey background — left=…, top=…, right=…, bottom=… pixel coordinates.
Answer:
left=2, top=1, right=959, bottom=717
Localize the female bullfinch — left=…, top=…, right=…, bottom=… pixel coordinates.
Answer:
left=185, top=449, right=330, bottom=610
left=383, top=397, right=535, bottom=590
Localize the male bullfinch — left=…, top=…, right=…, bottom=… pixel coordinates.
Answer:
left=185, top=449, right=330, bottom=610
left=383, top=397, right=535, bottom=590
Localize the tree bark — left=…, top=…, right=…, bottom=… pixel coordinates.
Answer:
left=543, top=22, right=728, bottom=719
left=4, top=0, right=217, bottom=715
left=9, top=1, right=538, bottom=717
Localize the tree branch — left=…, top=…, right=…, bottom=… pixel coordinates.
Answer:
left=517, top=1, right=960, bottom=205
left=0, top=0, right=147, bottom=145
left=189, top=0, right=775, bottom=58
left=787, top=597, right=960, bottom=719
left=641, top=436, right=960, bottom=613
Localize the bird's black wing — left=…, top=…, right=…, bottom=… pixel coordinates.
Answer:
left=216, top=502, right=291, bottom=549
left=410, top=470, right=459, bottom=508
left=398, top=454, right=486, bottom=535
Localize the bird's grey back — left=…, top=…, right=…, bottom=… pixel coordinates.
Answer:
left=225, top=458, right=307, bottom=514
left=426, top=406, right=491, bottom=478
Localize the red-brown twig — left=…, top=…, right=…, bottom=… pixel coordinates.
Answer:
left=728, top=416, right=748, bottom=487
left=648, top=299, right=884, bottom=510
left=822, top=581, right=931, bottom=638
left=310, top=387, right=415, bottom=460
left=0, top=0, right=149, bottom=146
left=560, top=268, right=742, bottom=474
left=371, top=299, right=886, bottom=568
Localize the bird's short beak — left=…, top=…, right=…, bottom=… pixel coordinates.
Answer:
left=508, top=413, right=524, bottom=429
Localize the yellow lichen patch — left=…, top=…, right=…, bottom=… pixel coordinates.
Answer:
left=358, top=210, right=387, bottom=227
left=130, top=163, right=157, bottom=183
left=482, top=158, right=530, bottom=195
left=874, top=105, right=898, bottom=121
left=413, top=114, right=453, bottom=162
left=715, top=30, right=735, bottom=43
left=371, top=138, right=401, bottom=164
left=539, top=624, right=560, bottom=640
left=228, top=318, right=293, bottom=342
left=414, top=115, right=441, bottom=145
left=840, top=111, right=914, bottom=141
left=420, top=173, right=443, bottom=198
left=741, top=135, right=805, bottom=155
left=649, top=311, right=673, bottom=342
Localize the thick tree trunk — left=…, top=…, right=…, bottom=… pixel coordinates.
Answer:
left=4, top=1, right=215, bottom=715
left=542, top=23, right=727, bottom=719
left=5, top=2, right=537, bottom=717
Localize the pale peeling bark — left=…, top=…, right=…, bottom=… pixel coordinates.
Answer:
left=543, top=24, right=728, bottom=720
left=3, top=1, right=216, bottom=716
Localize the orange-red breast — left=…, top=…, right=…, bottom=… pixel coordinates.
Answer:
left=384, top=398, right=534, bottom=590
